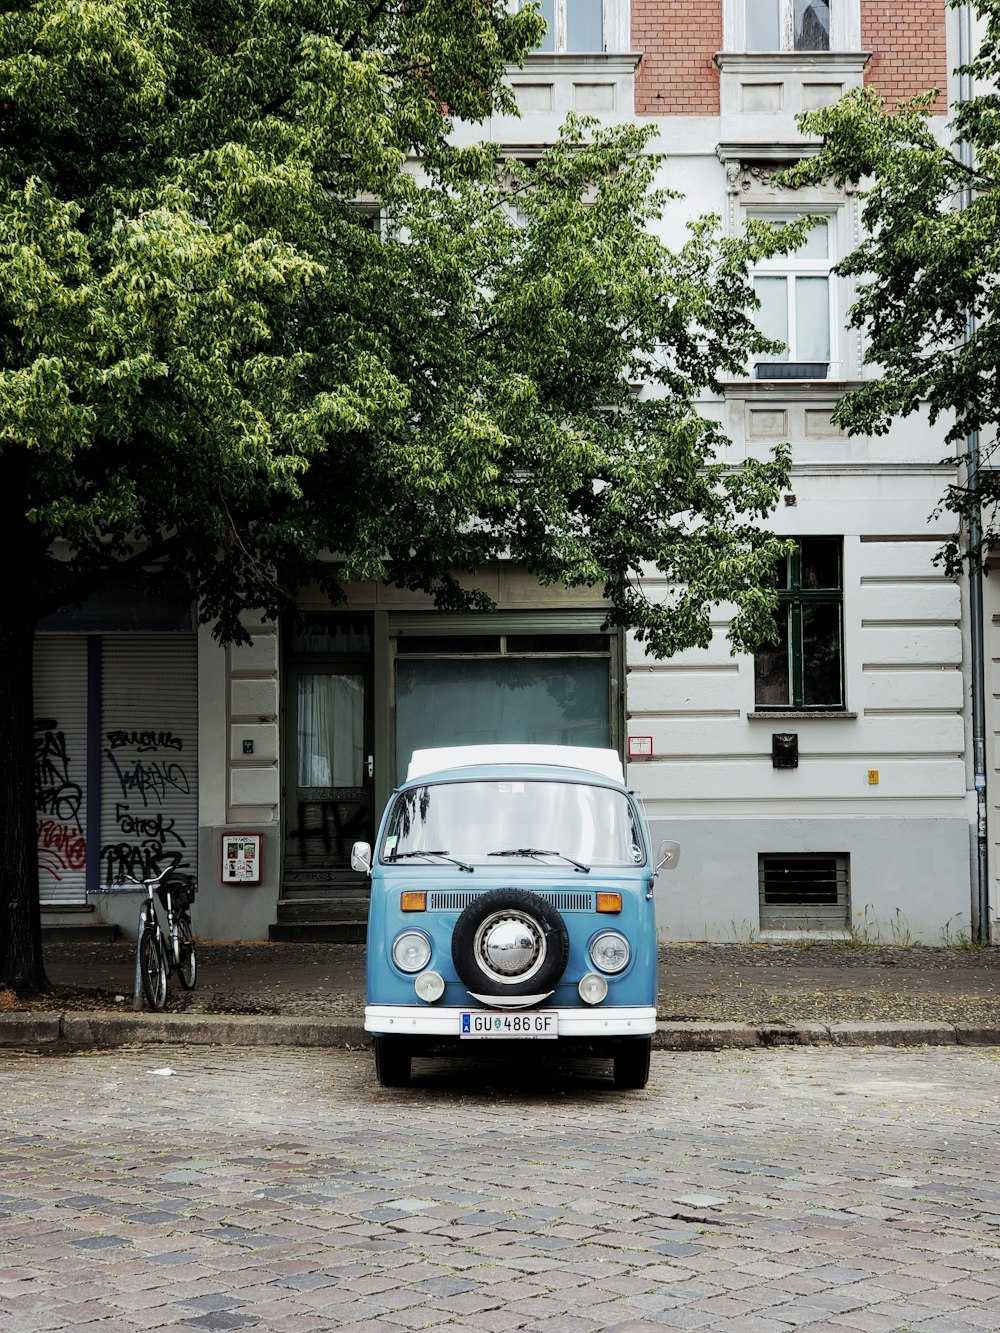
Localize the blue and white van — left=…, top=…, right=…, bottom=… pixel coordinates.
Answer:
left=351, top=744, right=679, bottom=1088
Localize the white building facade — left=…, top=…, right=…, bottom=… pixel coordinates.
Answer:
left=36, top=0, right=992, bottom=946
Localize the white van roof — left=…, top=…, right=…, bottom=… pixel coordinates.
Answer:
left=406, top=744, right=625, bottom=785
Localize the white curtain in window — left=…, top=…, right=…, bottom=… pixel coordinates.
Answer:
left=567, top=0, right=603, bottom=49
left=796, top=277, right=830, bottom=361
left=754, top=276, right=789, bottom=356
left=746, top=0, right=780, bottom=48
left=297, top=673, right=364, bottom=787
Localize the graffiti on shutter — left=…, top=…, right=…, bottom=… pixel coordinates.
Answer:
left=34, top=637, right=89, bottom=906
left=100, top=636, right=198, bottom=887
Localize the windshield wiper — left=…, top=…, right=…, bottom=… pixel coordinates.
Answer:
left=389, top=850, right=474, bottom=872
left=487, top=848, right=590, bottom=873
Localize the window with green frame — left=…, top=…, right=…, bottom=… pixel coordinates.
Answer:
left=754, top=537, right=844, bottom=709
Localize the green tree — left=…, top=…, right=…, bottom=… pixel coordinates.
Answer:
left=1, top=0, right=794, bottom=990
left=781, top=0, right=1000, bottom=570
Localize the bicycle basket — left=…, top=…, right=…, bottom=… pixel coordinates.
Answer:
left=156, top=874, right=195, bottom=911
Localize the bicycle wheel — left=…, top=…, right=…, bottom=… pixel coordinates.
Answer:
left=139, top=929, right=168, bottom=1011
left=174, top=916, right=197, bottom=991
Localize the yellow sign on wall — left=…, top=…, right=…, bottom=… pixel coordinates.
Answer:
left=867, top=769, right=879, bottom=785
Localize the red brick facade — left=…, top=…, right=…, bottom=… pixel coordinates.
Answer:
left=631, top=0, right=947, bottom=117
left=633, top=0, right=722, bottom=115
left=862, top=0, right=948, bottom=111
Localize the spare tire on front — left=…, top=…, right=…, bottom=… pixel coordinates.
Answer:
left=451, top=888, right=570, bottom=999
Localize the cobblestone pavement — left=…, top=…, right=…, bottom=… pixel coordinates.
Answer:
left=3, top=1045, right=1000, bottom=1332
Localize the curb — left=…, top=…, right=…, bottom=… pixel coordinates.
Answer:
left=0, top=1013, right=997, bottom=1050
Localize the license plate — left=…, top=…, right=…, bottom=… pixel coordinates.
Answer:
left=460, top=1011, right=559, bottom=1039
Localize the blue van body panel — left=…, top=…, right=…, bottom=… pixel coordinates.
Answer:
left=366, top=867, right=657, bottom=1010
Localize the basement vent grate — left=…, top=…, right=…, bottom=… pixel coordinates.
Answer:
left=758, top=853, right=849, bottom=931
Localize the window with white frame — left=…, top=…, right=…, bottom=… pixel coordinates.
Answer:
left=746, top=0, right=830, bottom=49
left=520, top=0, right=605, bottom=51
left=752, top=213, right=834, bottom=377
left=722, top=0, right=859, bottom=52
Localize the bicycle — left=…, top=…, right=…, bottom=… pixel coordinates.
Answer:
left=123, top=866, right=198, bottom=1011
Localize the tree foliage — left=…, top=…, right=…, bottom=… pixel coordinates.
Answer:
left=782, top=0, right=1000, bottom=571
left=0, top=0, right=796, bottom=986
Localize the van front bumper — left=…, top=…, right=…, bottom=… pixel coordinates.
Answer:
left=365, top=1005, right=657, bottom=1038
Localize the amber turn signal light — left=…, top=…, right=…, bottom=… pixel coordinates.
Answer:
left=596, top=892, right=622, bottom=913
left=400, top=891, right=427, bottom=912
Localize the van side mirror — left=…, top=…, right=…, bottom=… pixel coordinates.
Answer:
left=655, top=839, right=681, bottom=872
left=351, top=841, right=372, bottom=874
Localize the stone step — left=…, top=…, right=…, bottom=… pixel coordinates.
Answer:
left=268, top=922, right=367, bottom=943
left=280, top=881, right=366, bottom=901
left=42, top=924, right=120, bottom=943
left=275, top=894, right=370, bottom=924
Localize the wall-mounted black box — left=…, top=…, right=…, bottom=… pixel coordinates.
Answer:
left=772, top=733, right=798, bottom=769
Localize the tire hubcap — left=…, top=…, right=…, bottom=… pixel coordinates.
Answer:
left=474, top=911, right=546, bottom=984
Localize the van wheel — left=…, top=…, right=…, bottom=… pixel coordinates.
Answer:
left=452, top=888, right=569, bottom=998
left=612, top=1037, right=651, bottom=1090
left=374, top=1036, right=411, bottom=1087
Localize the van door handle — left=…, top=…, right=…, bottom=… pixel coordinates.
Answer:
left=367, top=755, right=374, bottom=779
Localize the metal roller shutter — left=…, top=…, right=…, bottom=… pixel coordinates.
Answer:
left=99, top=635, right=198, bottom=889
left=34, top=636, right=89, bottom=907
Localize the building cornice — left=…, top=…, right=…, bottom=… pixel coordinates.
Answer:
left=716, top=142, right=822, bottom=163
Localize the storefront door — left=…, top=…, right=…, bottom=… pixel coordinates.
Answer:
left=283, top=618, right=375, bottom=892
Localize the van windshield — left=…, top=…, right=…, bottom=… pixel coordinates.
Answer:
left=381, top=780, right=646, bottom=868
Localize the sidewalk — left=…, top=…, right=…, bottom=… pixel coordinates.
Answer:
left=2, top=939, right=999, bottom=1049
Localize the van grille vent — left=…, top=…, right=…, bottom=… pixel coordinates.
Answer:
left=428, top=890, right=594, bottom=913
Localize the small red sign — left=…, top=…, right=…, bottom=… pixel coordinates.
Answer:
left=627, top=735, right=653, bottom=758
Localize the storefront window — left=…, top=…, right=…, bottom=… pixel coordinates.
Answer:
left=396, top=657, right=610, bottom=778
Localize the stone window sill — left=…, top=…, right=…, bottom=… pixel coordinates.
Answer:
left=748, top=710, right=857, bottom=719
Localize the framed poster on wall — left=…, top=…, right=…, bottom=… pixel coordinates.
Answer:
left=222, top=832, right=262, bottom=885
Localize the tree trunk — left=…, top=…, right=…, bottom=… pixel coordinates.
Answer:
left=0, top=612, right=48, bottom=991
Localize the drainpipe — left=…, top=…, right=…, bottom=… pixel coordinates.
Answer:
left=957, top=0, right=990, bottom=942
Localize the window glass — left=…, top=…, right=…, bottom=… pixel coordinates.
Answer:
left=396, top=636, right=503, bottom=654
left=505, top=634, right=609, bottom=652
left=567, top=0, right=604, bottom=49
left=795, top=277, right=831, bottom=361
left=292, top=617, right=371, bottom=654
left=753, top=608, right=791, bottom=707
left=800, top=538, right=841, bottom=589
left=396, top=657, right=610, bottom=779
left=795, top=0, right=830, bottom=49
left=751, top=216, right=830, bottom=264
left=297, top=674, right=364, bottom=787
left=522, top=0, right=604, bottom=51
left=794, top=218, right=829, bottom=260
left=754, top=538, right=844, bottom=710
left=801, top=604, right=843, bottom=706
left=382, top=780, right=643, bottom=866
left=746, top=0, right=781, bottom=47
left=529, top=0, right=556, bottom=49
left=754, top=276, right=789, bottom=356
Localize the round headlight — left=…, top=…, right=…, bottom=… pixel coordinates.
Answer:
left=392, top=930, right=432, bottom=973
left=590, top=931, right=630, bottom=974
left=414, top=970, right=445, bottom=1002
left=579, top=972, right=609, bottom=1005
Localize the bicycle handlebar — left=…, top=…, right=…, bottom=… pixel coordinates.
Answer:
left=117, top=865, right=175, bottom=889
